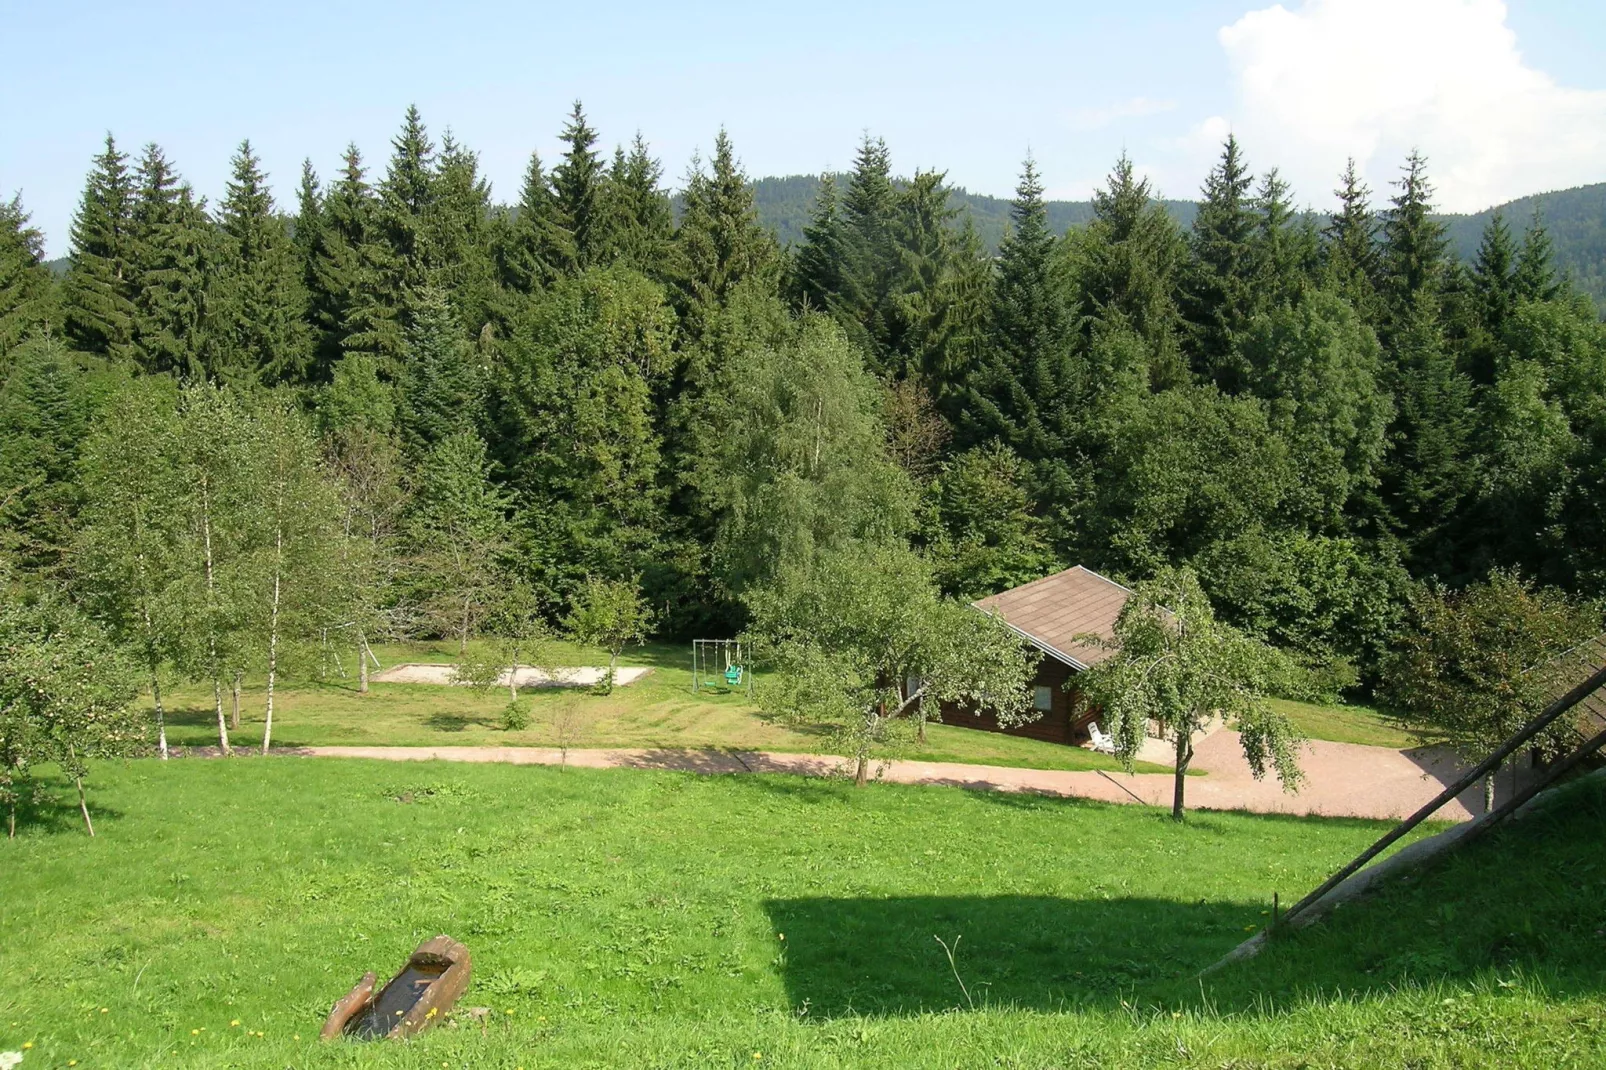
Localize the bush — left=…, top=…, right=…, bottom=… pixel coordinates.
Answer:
left=500, top=701, right=531, bottom=732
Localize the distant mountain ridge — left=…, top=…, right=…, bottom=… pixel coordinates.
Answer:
left=748, top=175, right=1606, bottom=309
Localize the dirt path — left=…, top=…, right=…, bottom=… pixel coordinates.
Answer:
left=295, top=730, right=1529, bottom=821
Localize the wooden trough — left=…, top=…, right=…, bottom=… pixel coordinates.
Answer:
left=320, top=935, right=472, bottom=1041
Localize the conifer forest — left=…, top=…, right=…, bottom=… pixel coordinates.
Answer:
left=1, top=100, right=1603, bottom=734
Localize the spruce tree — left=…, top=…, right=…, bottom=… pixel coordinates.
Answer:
left=885, top=169, right=960, bottom=380
left=62, top=135, right=137, bottom=358
left=793, top=172, right=848, bottom=316
left=1513, top=209, right=1562, bottom=302
left=125, top=144, right=211, bottom=376
left=1076, top=153, right=1187, bottom=388
left=310, top=146, right=400, bottom=370
left=208, top=140, right=311, bottom=384
left=428, top=130, right=498, bottom=336
left=398, top=286, right=484, bottom=455
left=0, top=194, right=53, bottom=354
left=603, top=133, right=674, bottom=275
left=673, top=130, right=779, bottom=326
left=1380, top=151, right=1449, bottom=325
left=497, top=149, right=564, bottom=294
left=835, top=135, right=899, bottom=368
left=551, top=101, right=606, bottom=272
left=378, top=105, right=437, bottom=293
left=964, top=157, right=1080, bottom=538
left=1183, top=134, right=1257, bottom=385
left=1250, top=168, right=1314, bottom=312
left=1323, top=158, right=1381, bottom=319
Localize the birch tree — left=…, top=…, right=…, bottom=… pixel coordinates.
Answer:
left=73, top=378, right=189, bottom=758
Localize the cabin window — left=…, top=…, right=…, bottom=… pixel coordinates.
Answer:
left=1033, top=685, right=1054, bottom=712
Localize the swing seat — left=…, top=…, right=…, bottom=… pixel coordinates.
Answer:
left=724, top=665, right=743, bottom=686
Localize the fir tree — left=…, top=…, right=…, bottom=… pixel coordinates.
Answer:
left=208, top=140, right=311, bottom=384
left=885, top=169, right=961, bottom=379
left=428, top=130, right=498, bottom=337
left=398, top=286, right=484, bottom=455
left=1380, top=151, right=1449, bottom=324
left=1183, top=134, right=1257, bottom=385
left=673, top=130, right=779, bottom=327
left=497, top=149, right=564, bottom=293
left=0, top=194, right=53, bottom=354
left=125, top=144, right=210, bottom=376
left=1513, top=209, right=1562, bottom=302
left=793, top=172, right=848, bottom=315
left=1472, top=211, right=1517, bottom=338
left=62, top=135, right=137, bottom=358
left=1323, top=158, right=1381, bottom=319
left=1250, top=167, right=1315, bottom=312
left=310, top=146, right=400, bottom=370
left=964, top=157, right=1080, bottom=539
left=1076, top=153, right=1187, bottom=389
left=378, top=105, right=437, bottom=293
left=551, top=101, right=606, bottom=272
left=835, top=135, right=898, bottom=367
left=603, top=133, right=674, bottom=276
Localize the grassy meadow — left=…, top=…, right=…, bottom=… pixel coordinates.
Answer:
left=152, top=639, right=1178, bottom=774
left=1, top=758, right=1602, bottom=1067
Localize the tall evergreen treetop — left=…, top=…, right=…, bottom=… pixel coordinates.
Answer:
left=1381, top=150, right=1449, bottom=317
left=428, top=130, right=497, bottom=335
left=603, top=133, right=673, bottom=275
left=0, top=193, right=54, bottom=353
left=1472, top=210, right=1517, bottom=336
left=552, top=101, right=606, bottom=272
left=673, top=130, right=779, bottom=320
left=63, top=134, right=137, bottom=357
left=209, top=140, right=310, bottom=384
left=498, top=148, right=564, bottom=293
left=1513, top=209, right=1562, bottom=303
left=793, top=172, right=848, bottom=315
left=379, top=105, right=436, bottom=289
left=1184, top=134, right=1258, bottom=384
left=1323, top=158, right=1380, bottom=317
left=126, top=144, right=210, bottom=376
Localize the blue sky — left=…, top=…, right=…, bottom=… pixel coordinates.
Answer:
left=5, top=0, right=1604, bottom=257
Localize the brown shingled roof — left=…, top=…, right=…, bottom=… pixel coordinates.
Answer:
left=972, top=565, right=1133, bottom=670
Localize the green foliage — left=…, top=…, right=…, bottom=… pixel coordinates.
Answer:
left=124, top=144, right=211, bottom=376
left=565, top=574, right=652, bottom=693
left=1078, top=565, right=1304, bottom=818
left=747, top=541, right=1036, bottom=783
left=0, top=193, right=55, bottom=355
left=1383, top=571, right=1601, bottom=782
left=0, top=582, right=140, bottom=836
left=921, top=442, right=1057, bottom=601
left=62, top=135, right=137, bottom=358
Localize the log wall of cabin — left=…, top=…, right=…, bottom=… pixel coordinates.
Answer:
left=937, top=654, right=1099, bottom=746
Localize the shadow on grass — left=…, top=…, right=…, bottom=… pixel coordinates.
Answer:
left=7, top=776, right=126, bottom=839
left=763, top=894, right=1259, bottom=1016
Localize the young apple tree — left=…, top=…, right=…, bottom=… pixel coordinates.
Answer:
left=1078, top=565, right=1304, bottom=820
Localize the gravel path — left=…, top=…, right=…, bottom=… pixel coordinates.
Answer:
left=295, top=729, right=1529, bottom=821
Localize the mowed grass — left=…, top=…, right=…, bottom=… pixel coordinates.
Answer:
left=1269, top=696, right=1425, bottom=748
left=154, top=639, right=1173, bottom=774
left=2, top=757, right=1602, bottom=1067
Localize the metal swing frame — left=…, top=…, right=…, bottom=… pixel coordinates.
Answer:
left=691, top=638, right=755, bottom=697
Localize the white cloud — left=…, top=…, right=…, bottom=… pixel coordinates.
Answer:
left=1068, top=96, right=1176, bottom=132
left=1194, top=0, right=1606, bottom=212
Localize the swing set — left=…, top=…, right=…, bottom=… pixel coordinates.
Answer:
left=691, top=639, right=754, bottom=696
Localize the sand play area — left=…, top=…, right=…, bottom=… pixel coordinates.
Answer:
left=371, top=663, right=652, bottom=688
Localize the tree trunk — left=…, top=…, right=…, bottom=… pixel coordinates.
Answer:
left=855, top=752, right=869, bottom=788
left=508, top=641, right=520, bottom=702
left=151, top=670, right=168, bottom=760
left=1171, top=728, right=1195, bottom=821
left=460, top=595, right=471, bottom=656
left=70, top=745, right=94, bottom=838
left=1484, top=768, right=1497, bottom=813
left=263, top=528, right=283, bottom=755
left=359, top=633, right=370, bottom=694
left=917, top=702, right=927, bottom=745
left=201, top=477, right=229, bottom=755
left=230, top=671, right=241, bottom=731
left=7, top=806, right=14, bottom=839
left=607, top=650, right=619, bottom=693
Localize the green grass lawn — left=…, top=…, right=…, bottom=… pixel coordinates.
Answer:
left=1269, top=696, right=1426, bottom=748
left=153, top=639, right=1173, bottom=774
left=1, top=758, right=1599, bottom=1067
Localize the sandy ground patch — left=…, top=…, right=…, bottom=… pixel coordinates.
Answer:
left=370, top=663, right=652, bottom=688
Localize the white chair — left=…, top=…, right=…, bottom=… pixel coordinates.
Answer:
left=1088, top=722, right=1118, bottom=755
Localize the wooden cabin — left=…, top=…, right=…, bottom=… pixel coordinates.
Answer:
left=940, top=565, right=1133, bottom=746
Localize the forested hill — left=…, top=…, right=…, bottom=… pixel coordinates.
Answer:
left=747, top=175, right=1606, bottom=307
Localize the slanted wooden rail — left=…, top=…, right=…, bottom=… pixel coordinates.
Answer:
left=1274, top=660, right=1606, bottom=931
